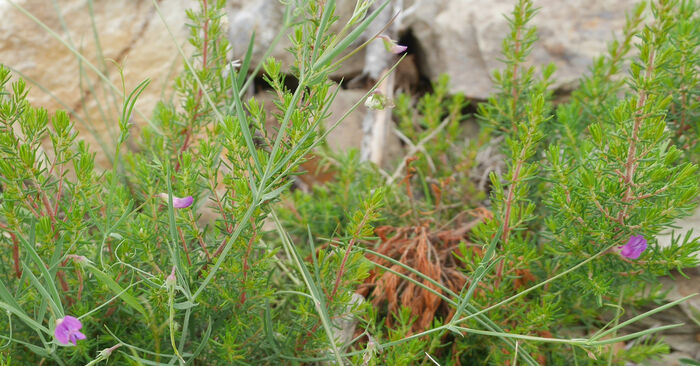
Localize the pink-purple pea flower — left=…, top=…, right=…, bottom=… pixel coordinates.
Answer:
left=54, top=315, right=86, bottom=346
left=376, top=35, right=407, bottom=54
left=157, top=193, right=194, bottom=209
left=619, top=235, right=647, bottom=259
left=166, top=266, right=177, bottom=288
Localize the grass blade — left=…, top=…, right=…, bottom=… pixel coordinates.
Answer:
left=271, top=210, right=344, bottom=365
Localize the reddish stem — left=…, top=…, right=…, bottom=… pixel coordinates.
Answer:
left=239, top=219, right=258, bottom=305
left=297, top=212, right=372, bottom=350
left=619, top=49, right=655, bottom=223
left=187, top=211, right=212, bottom=261
left=329, top=212, right=371, bottom=301
left=495, top=145, right=525, bottom=288
left=676, top=64, right=688, bottom=137
left=210, top=182, right=232, bottom=233
left=56, top=270, right=72, bottom=306
left=10, top=232, right=22, bottom=278
left=53, top=172, right=64, bottom=216
left=25, top=194, right=43, bottom=218
left=178, top=227, right=192, bottom=266
left=329, top=237, right=358, bottom=301
left=35, top=182, right=56, bottom=227
left=212, top=223, right=237, bottom=259
left=196, top=235, right=212, bottom=261
left=174, top=129, right=192, bottom=172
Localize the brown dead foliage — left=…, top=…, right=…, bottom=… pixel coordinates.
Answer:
left=357, top=215, right=485, bottom=332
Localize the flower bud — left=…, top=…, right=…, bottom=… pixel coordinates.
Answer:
left=365, top=91, right=391, bottom=110
left=166, top=266, right=177, bottom=288
left=376, top=35, right=407, bottom=54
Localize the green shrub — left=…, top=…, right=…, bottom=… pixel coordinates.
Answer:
left=0, top=0, right=698, bottom=365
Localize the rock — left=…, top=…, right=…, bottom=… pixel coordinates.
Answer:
left=227, top=0, right=289, bottom=65
left=1, top=0, right=652, bottom=168
left=0, top=0, right=196, bottom=168
left=403, top=0, right=637, bottom=99
left=324, top=87, right=405, bottom=168
left=660, top=334, right=700, bottom=360
left=643, top=352, right=697, bottom=366
left=325, top=88, right=375, bottom=152
left=621, top=267, right=700, bottom=363
left=657, top=206, right=700, bottom=261
left=659, top=269, right=700, bottom=331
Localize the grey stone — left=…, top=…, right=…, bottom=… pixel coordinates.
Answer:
left=657, top=206, right=700, bottom=262
left=0, top=0, right=197, bottom=168
left=642, top=352, right=697, bottom=366
left=402, top=0, right=637, bottom=99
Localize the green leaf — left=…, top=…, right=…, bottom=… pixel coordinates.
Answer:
left=16, top=224, right=64, bottom=316
left=236, top=31, right=256, bottom=87
left=0, top=301, right=49, bottom=334
left=261, top=181, right=293, bottom=202
left=313, top=0, right=390, bottom=69
left=82, top=263, right=147, bottom=318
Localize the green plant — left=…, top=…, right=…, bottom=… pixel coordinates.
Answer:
left=1, top=0, right=698, bottom=365
left=278, top=0, right=699, bottom=365
left=0, top=0, right=397, bottom=364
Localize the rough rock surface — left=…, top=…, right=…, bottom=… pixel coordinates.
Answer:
left=225, top=0, right=639, bottom=99
left=0, top=0, right=195, bottom=167
left=2, top=0, right=643, bottom=163
left=403, top=0, right=637, bottom=98
left=658, top=206, right=700, bottom=261
left=645, top=352, right=698, bottom=366
left=624, top=253, right=700, bottom=363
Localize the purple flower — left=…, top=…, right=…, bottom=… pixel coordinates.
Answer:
left=65, top=254, right=87, bottom=264
left=166, top=266, right=177, bottom=287
left=157, top=193, right=194, bottom=209
left=54, top=315, right=86, bottom=346
left=619, top=235, right=647, bottom=259
left=390, top=44, right=408, bottom=54
left=376, top=35, right=407, bottom=54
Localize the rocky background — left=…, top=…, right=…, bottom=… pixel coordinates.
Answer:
left=1, top=0, right=698, bottom=363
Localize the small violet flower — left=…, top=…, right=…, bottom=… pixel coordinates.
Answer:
left=65, top=254, right=87, bottom=264
left=157, top=193, right=194, bottom=209
left=376, top=35, right=407, bottom=54
left=166, top=266, right=177, bottom=288
left=54, top=315, right=86, bottom=346
left=619, top=235, right=648, bottom=260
